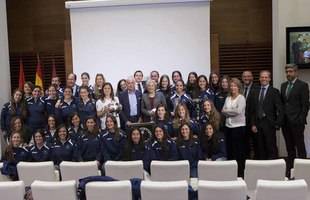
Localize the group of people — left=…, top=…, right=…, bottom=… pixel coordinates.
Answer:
left=1, top=65, right=309, bottom=180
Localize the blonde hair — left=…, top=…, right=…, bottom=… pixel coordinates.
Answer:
left=229, top=77, right=243, bottom=95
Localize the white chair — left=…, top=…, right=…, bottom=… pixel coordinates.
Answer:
left=86, top=180, right=132, bottom=200
left=141, top=180, right=188, bottom=200
left=198, top=160, right=238, bottom=181
left=17, top=161, right=59, bottom=186
left=31, top=180, right=77, bottom=200
left=198, top=180, right=247, bottom=200
left=244, top=159, right=286, bottom=198
left=292, top=159, right=310, bottom=190
left=255, top=179, right=307, bottom=200
left=60, top=161, right=100, bottom=181
left=0, top=181, right=25, bottom=199
left=0, top=162, right=11, bottom=181
left=150, top=160, right=190, bottom=181
left=104, top=160, right=144, bottom=180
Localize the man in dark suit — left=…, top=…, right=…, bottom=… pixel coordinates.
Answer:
left=66, top=73, right=80, bottom=98
left=242, top=70, right=259, bottom=159
left=134, top=70, right=146, bottom=94
left=251, top=70, right=283, bottom=160
left=281, top=64, right=309, bottom=172
left=119, top=77, right=142, bottom=130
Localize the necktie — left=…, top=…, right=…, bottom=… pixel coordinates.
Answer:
left=244, top=86, right=248, bottom=99
left=286, top=81, right=293, bottom=97
left=259, top=87, right=266, bottom=103
left=138, top=83, right=142, bottom=93
left=258, top=87, right=266, bottom=119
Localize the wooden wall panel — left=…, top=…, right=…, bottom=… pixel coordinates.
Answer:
left=210, top=33, right=220, bottom=74
left=6, top=0, right=69, bottom=53
left=210, top=0, right=272, bottom=45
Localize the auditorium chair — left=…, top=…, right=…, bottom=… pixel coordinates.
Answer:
left=244, top=159, right=286, bottom=199
left=17, top=161, right=59, bottom=186
left=150, top=160, right=190, bottom=181
left=255, top=179, right=307, bottom=200
left=141, top=180, right=188, bottom=200
left=59, top=161, right=100, bottom=182
left=0, top=181, right=25, bottom=200
left=86, top=180, right=132, bottom=200
left=31, top=180, right=77, bottom=200
left=198, top=180, right=247, bottom=200
left=0, top=162, right=11, bottom=181
left=198, top=160, right=239, bottom=181
left=104, top=160, right=144, bottom=180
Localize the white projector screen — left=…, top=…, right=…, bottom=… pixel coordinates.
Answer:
left=66, top=0, right=211, bottom=87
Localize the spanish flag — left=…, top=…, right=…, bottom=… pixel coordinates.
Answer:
left=35, top=55, right=43, bottom=89
left=18, top=58, right=25, bottom=89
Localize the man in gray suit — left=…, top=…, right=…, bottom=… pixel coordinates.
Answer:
left=281, top=64, right=309, bottom=173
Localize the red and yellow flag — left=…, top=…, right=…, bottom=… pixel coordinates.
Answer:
left=18, top=58, right=25, bottom=89
left=35, top=55, right=43, bottom=89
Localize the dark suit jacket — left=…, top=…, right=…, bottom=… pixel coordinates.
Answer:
left=119, top=90, right=142, bottom=127
left=141, top=91, right=167, bottom=122
left=244, top=83, right=259, bottom=125
left=136, top=81, right=147, bottom=94
left=251, top=85, right=284, bottom=127
left=281, top=79, right=309, bottom=125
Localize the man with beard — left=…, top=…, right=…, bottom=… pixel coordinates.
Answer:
left=281, top=64, right=309, bottom=175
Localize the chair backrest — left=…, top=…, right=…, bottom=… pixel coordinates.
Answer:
left=150, top=160, right=190, bottom=181
left=0, top=181, right=25, bottom=200
left=60, top=161, right=99, bottom=181
left=141, top=180, right=188, bottom=200
left=86, top=180, right=132, bottom=200
left=198, top=180, right=247, bottom=200
left=17, top=161, right=58, bottom=186
left=198, top=160, right=238, bottom=181
left=293, top=158, right=310, bottom=190
left=244, top=159, right=286, bottom=190
left=0, top=162, right=11, bottom=181
left=256, top=179, right=307, bottom=200
left=31, top=180, right=77, bottom=200
left=104, top=160, right=144, bottom=180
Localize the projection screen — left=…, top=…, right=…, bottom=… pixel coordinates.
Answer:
left=66, top=0, right=211, bottom=87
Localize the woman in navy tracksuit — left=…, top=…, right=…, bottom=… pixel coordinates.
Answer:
left=29, top=130, right=52, bottom=162
left=67, top=112, right=84, bottom=143
left=154, top=104, right=174, bottom=138
left=121, top=128, right=148, bottom=162
left=172, top=103, right=200, bottom=137
left=1, top=89, right=27, bottom=140
left=77, top=116, right=102, bottom=163
left=55, top=87, right=78, bottom=125
left=199, top=99, right=222, bottom=134
left=176, top=123, right=203, bottom=177
left=26, top=86, right=46, bottom=132
left=44, top=115, right=58, bottom=145
left=9, top=116, right=32, bottom=144
left=200, top=123, right=227, bottom=161
left=77, top=86, right=96, bottom=123
left=1, top=132, right=29, bottom=180
left=23, top=81, right=34, bottom=100
left=146, top=125, right=178, bottom=172
left=214, top=75, right=230, bottom=112
left=44, top=85, right=59, bottom=116
left=51, top=124, right=78, bottom=166
left=170, top=80, right=194, bottom=117
left=101, top=115, right=127, bottom=162
left=197, top=75, right=215, bottom=102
